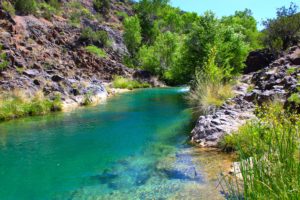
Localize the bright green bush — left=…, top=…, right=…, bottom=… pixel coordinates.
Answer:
left=112, top=76, right=151, bottom=90
left=85, top=45, right=107, bottom=58
left=1, top=0, right=15, bottom=16
left=15, top=0, right=37, bottom=15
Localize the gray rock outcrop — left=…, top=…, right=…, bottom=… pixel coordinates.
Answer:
left=191, top=45, right=300, bottom=147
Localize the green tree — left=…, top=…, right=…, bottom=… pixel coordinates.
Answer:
left=138, top=32, right=179, bottom=78
left=221, top=9, right=261, bottom=50
left=135, top=0, right=169, bottom=44
left=123, top=16, right=142, bottom=57
left=262, top=3, right=300, bottom=51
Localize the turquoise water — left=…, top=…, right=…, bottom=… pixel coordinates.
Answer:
left=0, top=88, right=226, bottom=200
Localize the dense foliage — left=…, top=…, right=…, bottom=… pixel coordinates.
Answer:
left=262, top=3, right=300, bottom=52
left=124, top=0, right=259, bottom=85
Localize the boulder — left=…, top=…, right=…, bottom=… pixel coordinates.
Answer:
left=244, top=49, right=276, bottom=74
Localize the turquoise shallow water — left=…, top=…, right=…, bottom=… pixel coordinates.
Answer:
left=0, top=88, right=227, bottom=200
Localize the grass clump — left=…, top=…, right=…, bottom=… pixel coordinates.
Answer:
left=1, top=1, right=15, bottom=16
left=85, top=45, right=107, bottom=58
left=0, top=91, right=62, bottom=122
left=187, top=79, right=233, bottom=113
left=112, top=76, right=151, bottom=90
left=220, top=102, right=300, bottom=199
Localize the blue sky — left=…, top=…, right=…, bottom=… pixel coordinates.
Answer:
left=170, top=0, right=298, bottom=29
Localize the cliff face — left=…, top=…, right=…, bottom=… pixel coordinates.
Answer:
left=191, top=45, right=300, bottom=147
left=0, top=0, right=135, bottom=109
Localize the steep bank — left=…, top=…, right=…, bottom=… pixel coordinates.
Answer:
left=0, top=1, right=162, bottom=112
left=191, top=45, right=300, bottom=147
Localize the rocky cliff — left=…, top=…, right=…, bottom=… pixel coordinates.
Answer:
left=0, top=0, right=137, bottom=109
left=191, top=45, right=300, bottom=147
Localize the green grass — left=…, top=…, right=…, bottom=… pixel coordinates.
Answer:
left=85, top=45, right=107, bottom=58
left=220, top=102, right=300, bottom=199
left=0, top=91, right=62, bottom=122
left=112, top=76, right=151, bottom=90
left=187, top=78, right=234, bottom=114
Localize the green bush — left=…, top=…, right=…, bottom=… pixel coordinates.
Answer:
left=93, top=0, right=110, bottom=16
left=81, top=27, right=110, bottom=47
left=220, top=102, right=300, bottom=199
left=15, top=0, right=37, bottom=15
left=1, top=0, right=15, bottom=16
left=112, top=76, right=151, bottom=90
left=85, top=45, right=107, bottom=58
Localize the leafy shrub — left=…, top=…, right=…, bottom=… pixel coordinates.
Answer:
left=1, top=0, right=15, bottom=16
left=220, top=102, right=300, bottom=199
left=112, top=76, right=151, bottom=90
left=38, top=2, right=57, bottom=20
left=81, top=27, right=110, bottom=47
left=0, top=91, right=62, bottom=122
left=85, top=45, right=107, bottom=58
left=15, top=0, right=37, bottom=15
left=93, top=0, right=110, bottom=16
